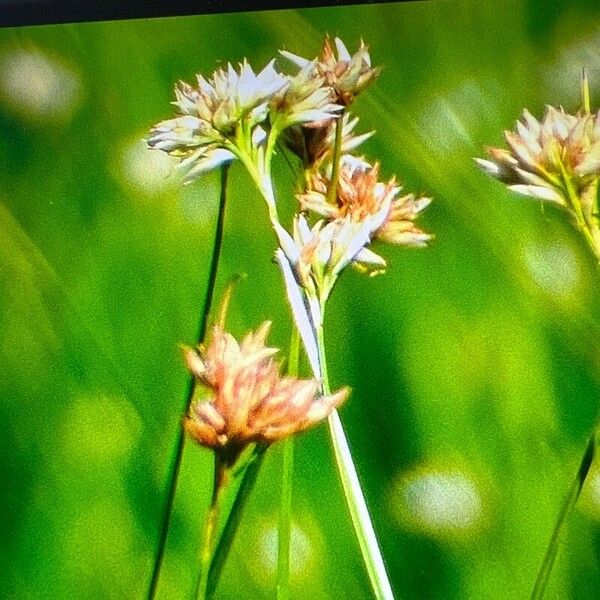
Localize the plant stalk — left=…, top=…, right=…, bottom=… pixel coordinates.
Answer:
left=531, top=430, right=596, bottom=599
left=557, top=161, right=600, bottom=261
left=315, top=321, right=394, bottom=600
left=195, top=456, right=229, bottom=600
left=147, top=164, right=230, bottom=600
left=277, top=328, right=300, bottom=600
left=206, top=445, right=268, bottom=599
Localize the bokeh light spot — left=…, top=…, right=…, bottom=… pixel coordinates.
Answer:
left=120, top=138, right=178, bottom=196
left=247, top=521, right=318, bottom=587
left=60, top=393, right=142, bottom=468
left=419, top=79, right=502, bottom=153
left=0, top=48, right=81, bottom=122
left=390, top=466, right=485, bottom=541
left=522, top=240, right=581, bottom=300
left=178, top=180, right=220, bottom=225
left=544, top=25, right=600, bottom=103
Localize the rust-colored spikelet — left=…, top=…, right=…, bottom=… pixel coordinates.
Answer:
left=183, top=321, right=348, bottom=462
left=298, top=157, right=432, bottom=249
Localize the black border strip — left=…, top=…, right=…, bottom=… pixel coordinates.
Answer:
left=0, top=0, right=412, bottom=28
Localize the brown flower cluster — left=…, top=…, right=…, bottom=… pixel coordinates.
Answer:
left=282, top=36, right=380, bottom=106
left=183, top=322, right=348, bottom=461
left=299, top=157, right=432, bottom=251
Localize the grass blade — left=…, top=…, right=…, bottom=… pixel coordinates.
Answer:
left=531, top=431, right=596, bottom=599
left=317, top=323, right=394, bottom=600
left=206, top=445, right=267, bottom=599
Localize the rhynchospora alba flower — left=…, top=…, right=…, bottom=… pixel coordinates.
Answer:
left=183, top=321, right=348, bottom=463
left=477, top=102, right=600, bottom=259
left=276, top=213, right=388, bottom=296
left=299, top=156, right=432, bottom=256
left=274, top=214, right=388, bottom=376
left=281, top=36, right=380, bottom=106
left=477, top=106, right=600, bottom=210
left=270, top=59, right=342, bottom=130
left=147, top=59, right=288, bottom=181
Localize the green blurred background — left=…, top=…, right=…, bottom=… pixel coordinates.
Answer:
left=4, top=0, right=600, bottom=597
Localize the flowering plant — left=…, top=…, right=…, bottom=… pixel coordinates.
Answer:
left=146, top=36, right=432, bottom=600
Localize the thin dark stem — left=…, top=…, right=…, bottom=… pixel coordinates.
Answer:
left=147, top=164, right=230, bottom=600
left=195, top=456, right=228, bottom=600
left=206, top=445, right=268, bottom=599
left=531, top=431, right=596, bottom=599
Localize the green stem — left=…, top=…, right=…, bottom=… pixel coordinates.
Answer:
left=226, top=127, right=281, bottom=224
left=315, top=319, right=394, bottom=600
left=195, top=456, right=229, bottom=600
left=327, top=112, right=345, bottom=205
left=265, top=121, right=282, bottom=180
left=206, top=445, right=268, bottom=599
left=277, top=440, right=294, bottom=600
left=147, top=164, right=230, bottom=600
left=277, top=328, right=300, bottom=600
left=557, top=161, right=600, bottom=260
left=231, top=144, right=279, bottom=224
left=531, top=430, right=596, bottom=599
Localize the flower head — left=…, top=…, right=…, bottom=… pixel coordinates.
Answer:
left=299, top=156, right=432, bottom=249
left=183, top=321, right=347, bottom=461
left=274, top=214, right=387, bottom=376
left=147, top=59, right=288, bottom=180
left=476, top=105, right=600, bottom=207
left=275, top=212, right=389, bottom=301
left=270, top=59, right=342, bottom=129
left=181, top=59, right=287, bottom=134
left=281, top=36, right=380, bottom=106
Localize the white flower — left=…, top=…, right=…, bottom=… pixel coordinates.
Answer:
left=281, top=36, right=380, bottom=106
left=270, top=59, right=342, bottom=128
left=274, top=213, right=387, bottom=376
left=299, top=156, right=432, bottom=249
left=147, top=59, right=289, bottom=180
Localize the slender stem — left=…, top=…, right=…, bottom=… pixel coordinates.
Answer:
left=327, top=112, right=345, bottom=205
left=265, top=121, right=282, bottom=180
left=531, top=431, right=596, bottom=599
left=315, top=320, right=394, bottom=600
left=146, top=165, right=230, bottom=600
left=206, top=445, right=268, bottom=599
left=531, top=150, right=600, bottom=596
left=195, top=456, right=229, bottom=600
left=277, top=328, right=300, bottom=600
left=225, top=138, right=280, bottom=224
left=557, top=161, right=600, bottom=261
